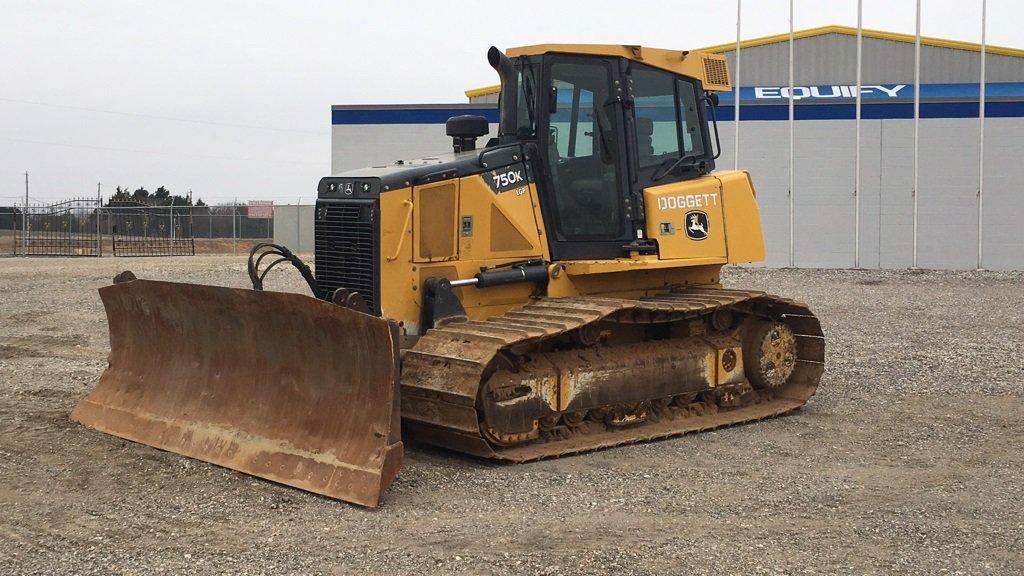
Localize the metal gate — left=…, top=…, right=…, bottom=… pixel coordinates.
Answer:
left=14, top=198, right=101, bottom=257
left=109, top=203, right=195, bottom=257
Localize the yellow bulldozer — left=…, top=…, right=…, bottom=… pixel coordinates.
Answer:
left=72, top=44, right=824, bottom=507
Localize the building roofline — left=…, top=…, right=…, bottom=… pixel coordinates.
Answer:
left=332, top=103, right=496, bottom=110
left=463, top=25, right=1024, bottom=98
left=464, top=84, right=501, bottom=98
left=697, top=24, right=1024, bottom=58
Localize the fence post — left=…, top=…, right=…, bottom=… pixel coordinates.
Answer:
left=232, top=197, right=237, bottom=256
left=96, top=185, right=102, bottom=257
left=170, top=197, right=175, bottom=247
left=23, top=172, right=28, bottom=254
left=296, top=197, right=301, bottom=253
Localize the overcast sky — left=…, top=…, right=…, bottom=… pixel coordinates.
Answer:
left=2, top=0, right=1020, bottom=204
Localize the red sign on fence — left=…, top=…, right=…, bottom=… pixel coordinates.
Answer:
left=247, top=200, right=273, bottom=219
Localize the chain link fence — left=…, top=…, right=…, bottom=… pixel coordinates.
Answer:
left=1, top=200, right=287, bottom=257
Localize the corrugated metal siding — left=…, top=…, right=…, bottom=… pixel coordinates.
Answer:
left=716, top=116, right=1023, bottom=270
left=331, top=123, right=499, bottom=174
left=916, top=118, right=980, bottom=269
left=721, top=33, right=1024, bottom=85
left=877, top=120, right=916, bottom=268
left=272, top=205, right=316, bottom=253
left=981, top=118, right=1024, bottom=270
left=469, top=93, right=499, bottom=104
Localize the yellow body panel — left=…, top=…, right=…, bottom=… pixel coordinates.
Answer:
left=716, top=171, right=766, bottom=263
left=413, top=180, right=459, bottom=262
left=506, top=44, right=731, bottom=92
left=642, top=171, right=765, bottom=264
left=379, top=169, right=764, bottom=334
left=546, top=264, right=722, bottom=300
left=380, top=176, right=548, bottom=334
left=561, top=257, right=726, bottom=275
left=457, top=174, right=544, bottom=261
left=644, top=176, right=727, bottom=260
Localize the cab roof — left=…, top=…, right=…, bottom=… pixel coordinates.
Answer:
left=504, top=44, right=732, bottom=92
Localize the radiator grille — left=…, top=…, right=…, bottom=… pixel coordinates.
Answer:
left=314, top=200, right=380, bottom=315
left=702, top=57, right=730, bottom=88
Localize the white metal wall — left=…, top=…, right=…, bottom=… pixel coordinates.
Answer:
left=331, top=123, right=498, bottom=174
left=716, top=117, right=1024, bottom=270
left=272, top=205, right=315, bottom=254
left=326, top=116, right=1023, bottom=271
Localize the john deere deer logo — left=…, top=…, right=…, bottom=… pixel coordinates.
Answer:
left=685, top=210, right=709, bottom=241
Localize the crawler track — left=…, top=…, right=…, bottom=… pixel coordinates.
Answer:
left=400, top=288, right=824, bottom=461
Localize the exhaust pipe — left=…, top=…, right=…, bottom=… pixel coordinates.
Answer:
left=487, top=46, right=518, bottom=143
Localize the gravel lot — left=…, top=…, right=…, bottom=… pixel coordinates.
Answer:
left=1, top=256, right=1021, bottom=575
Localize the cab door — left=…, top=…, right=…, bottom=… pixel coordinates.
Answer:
left=535, top=55, right=634, bottom=260
left=626, top=62, right=723, bottom=260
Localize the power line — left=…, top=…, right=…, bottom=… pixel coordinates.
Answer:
left=0, top=97, right=328, bottom=136
left=2, top=136, right=328, bottom=166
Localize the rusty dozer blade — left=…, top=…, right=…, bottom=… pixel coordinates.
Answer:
left=71, top=277, right=402, bottom=507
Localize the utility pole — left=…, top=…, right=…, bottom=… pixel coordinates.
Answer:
left=733, top=0, right=741, bottom=169
left=787, top=0, right=794, bottom=267
left=977, top=0, right=987, bottom=270
left=912, top=0, right=921, bottom=268
left=854, top=0, right=863, bottom=268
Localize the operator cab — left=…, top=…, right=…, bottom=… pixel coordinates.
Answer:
left=487, top=45, right=723, bottom=260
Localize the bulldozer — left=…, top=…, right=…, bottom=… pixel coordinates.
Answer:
left=72, top=44, right=824, bottom=507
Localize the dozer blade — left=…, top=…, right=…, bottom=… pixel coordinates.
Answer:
left=71, top=277, right=402, bottom=507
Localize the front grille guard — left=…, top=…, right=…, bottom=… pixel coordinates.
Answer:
left=313, top=198, right=381, bottom=316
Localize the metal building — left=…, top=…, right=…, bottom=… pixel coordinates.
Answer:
left=330, top=26, right=1024, bottom=270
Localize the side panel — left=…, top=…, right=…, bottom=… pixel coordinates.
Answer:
left=379, top=187, right=417, bottom=327
left=413, top=180, right=459, bottom=262
left=643, top=175, right=727, bottom=260
left=717, top=170, right=766, bottom=263
left=458, top=173, right=544, bottom=261
left=379, top=175, right=546, bottom=335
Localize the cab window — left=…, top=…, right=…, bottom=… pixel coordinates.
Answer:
left=545, top=59, right=623, bottom=240
left=631, top=64, right=706, bottom=172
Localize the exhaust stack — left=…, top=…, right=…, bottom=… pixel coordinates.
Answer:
left=487, top=46, right=518, bottom=144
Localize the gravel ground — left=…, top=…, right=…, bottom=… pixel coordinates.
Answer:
left=1, top=256, right=1021, bottom=575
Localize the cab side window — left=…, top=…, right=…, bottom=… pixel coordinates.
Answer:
left=631, top=64, right=706, bottom=174
left=632, top=66, right=680, bottom=168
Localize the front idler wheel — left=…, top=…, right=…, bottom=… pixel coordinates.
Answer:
left=743, top=321, right=797, bottom=389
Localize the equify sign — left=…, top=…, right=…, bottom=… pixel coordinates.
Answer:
left=752, top=85, right=907, bottom=100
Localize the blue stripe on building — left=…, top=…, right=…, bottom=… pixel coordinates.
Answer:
left=332, top=108, right=500, bottom=125
left=716, top=81, right=1024, bottom=102
left=332, top=83, right=1024, bottom=124
left=714, top=101, right=1024, bottom=121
